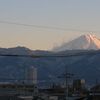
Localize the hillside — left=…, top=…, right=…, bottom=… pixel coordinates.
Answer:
left=0, top=46, right=99, bottom=86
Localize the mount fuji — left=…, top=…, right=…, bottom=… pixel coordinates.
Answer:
left=0, top=34, right=99, bottom=86
left=53, top=34, right=100, bottom=51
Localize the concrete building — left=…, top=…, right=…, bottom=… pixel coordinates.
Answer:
left=73, top=79, right=85, bottom=92
left=26, top=66, right=37, bottom=85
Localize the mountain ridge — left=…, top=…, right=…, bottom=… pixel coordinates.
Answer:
left=0, top=40, right=99, bottom=86
left=0, top=46, right=99, bottom=86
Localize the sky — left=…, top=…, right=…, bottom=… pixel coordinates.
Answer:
left=0, top=0, right=100, bottom=50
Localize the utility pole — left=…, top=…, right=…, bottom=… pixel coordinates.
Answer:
left=58, top=66, right=74, bottom=100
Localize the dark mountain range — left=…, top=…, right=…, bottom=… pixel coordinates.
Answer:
left=0, top=46, right=99, bottom=86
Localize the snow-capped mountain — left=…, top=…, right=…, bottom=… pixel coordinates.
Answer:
left=53, top=34, right=100, bottom=51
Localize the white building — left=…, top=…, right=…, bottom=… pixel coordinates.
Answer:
left=26, top=66, right=37, bottom=85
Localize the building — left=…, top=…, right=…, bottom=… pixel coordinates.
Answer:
left=26, top=66, right=37, bottom=85
left=73, top=79, right=85, bottom=92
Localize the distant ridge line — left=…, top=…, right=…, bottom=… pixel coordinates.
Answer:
left=0, top=50, right=99, bottom=58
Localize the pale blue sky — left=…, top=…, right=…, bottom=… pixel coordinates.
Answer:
left=0, top=0, right=100, bottom=50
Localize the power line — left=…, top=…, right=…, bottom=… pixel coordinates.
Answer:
left=0, top=50, right=99, bottom=58
left=0, top=20, right=98, bottom=32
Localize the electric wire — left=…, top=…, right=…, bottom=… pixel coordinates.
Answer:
left=0, top=20, right=98, bottom=32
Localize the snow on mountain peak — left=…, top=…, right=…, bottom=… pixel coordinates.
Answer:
left=53, top=34, right=100, bottom=51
